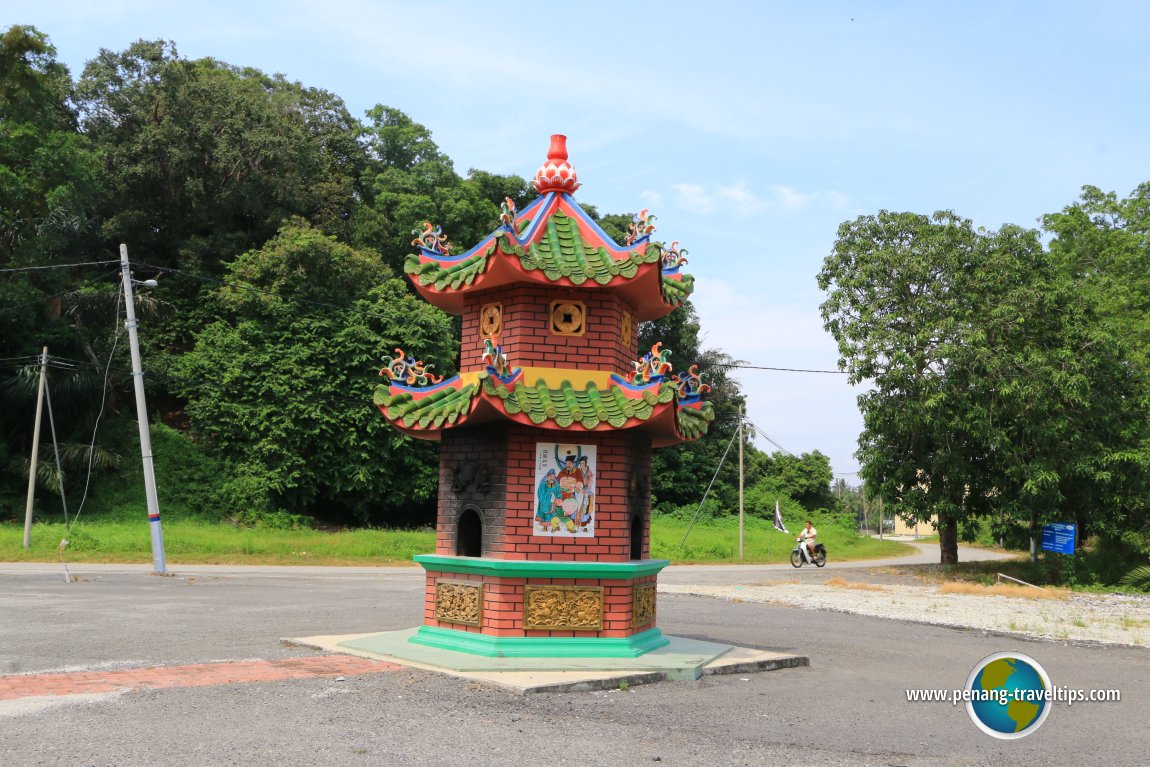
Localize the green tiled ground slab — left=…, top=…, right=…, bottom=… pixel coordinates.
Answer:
left=285, top=629, right=806, bottom=692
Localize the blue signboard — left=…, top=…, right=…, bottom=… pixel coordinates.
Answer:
left=1041, top=523, right=1076, bottom=555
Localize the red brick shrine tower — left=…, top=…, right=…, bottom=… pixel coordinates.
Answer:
left=374, top=135, right=714, bottom=657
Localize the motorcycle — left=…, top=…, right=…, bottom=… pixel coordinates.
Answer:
left=790, top=540, right=826, bottom=568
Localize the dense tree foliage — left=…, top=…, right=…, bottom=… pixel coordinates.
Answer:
left=1044, top=184, right=1150, bottom=374
left=75, top=39, right=365, bottom=272
left=351, top=105, right=536, bottom=271
left=172, top=223, right=456, bottom=524
left=0, top=27, right=119, bottom=509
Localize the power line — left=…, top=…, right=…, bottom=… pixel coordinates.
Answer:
left=0, top=260, right=119, bottom=274
left=66, top=285, right=124, bottom=540
left=38, top=351, right=385, bottom=411
left=715, top=363, right=848, bottom=375
left=744, top=417, right=797, bottom=458
left=10, top=262, right=851, bottom=378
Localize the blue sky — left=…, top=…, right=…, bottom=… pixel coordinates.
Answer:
left=12, top=1, right=1150, bottom=483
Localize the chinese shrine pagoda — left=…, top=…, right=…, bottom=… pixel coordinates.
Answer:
left=373, top=135, right=714, bottom=657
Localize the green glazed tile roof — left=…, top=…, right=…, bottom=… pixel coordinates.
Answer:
left=676, top=402, right=716, bottom=440
left=503, top=210, right=662, bottom=284
left=661, top=272, right=694, bottom=308
left=373, top=380, right=480, bottom=430
left=480, top=375, right=675, bottom=429
left=403, top=209, right=692, bottom=307
left=374, top=373, right=714, bottom=439
left=405, top=245, right=492, bottom=291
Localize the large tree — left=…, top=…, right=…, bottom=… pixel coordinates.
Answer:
left=173, top=222, right=457, bottom=524
left=1043, top=184, right=1150, bottom=543
left=818, top=211, right=1149, bottom=563
left=0, top=25, right=101, bottom=270
left=0, top=26, right=118, bottom=511
left=75, top=39, right=365, bottom=271
left=1044, top=184, right=1150, bottom=374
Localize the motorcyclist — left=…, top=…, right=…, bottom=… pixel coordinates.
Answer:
left=797, top=520, right=818, bottom=564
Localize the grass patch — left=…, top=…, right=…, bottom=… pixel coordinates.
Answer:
left=938, top=582, right=1068, bottom=601
left=825, top=576, right=885, bottom=592
left=0, top=520, right=433, bottom=566
left=651, top=515, right=914, bottom=564
left=2, top=513, right=918, bottom=566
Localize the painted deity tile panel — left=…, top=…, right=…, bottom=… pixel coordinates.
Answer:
left=533, top=442, right=596, bottom=537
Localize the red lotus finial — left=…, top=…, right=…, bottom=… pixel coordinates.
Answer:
left=533, top=134, right=581, bottom=194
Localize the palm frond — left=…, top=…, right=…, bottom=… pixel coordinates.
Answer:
left=1120, top=565, right=1150, bottom=591
left=56, top=442, right=122, bottom=471
left=7, top=443, right=122, bottom=495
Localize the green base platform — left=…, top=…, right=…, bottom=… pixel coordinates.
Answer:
left=282, top=628, right=809, bottom=692
left=407, top=625, right=671, bottom=658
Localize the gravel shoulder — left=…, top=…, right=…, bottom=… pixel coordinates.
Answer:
left=659, top=579, right=1150, bottom=647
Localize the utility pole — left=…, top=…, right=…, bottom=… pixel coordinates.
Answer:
left=120, top=244, right=166, bottom=574
left=738, top=406, right=744, bottom=560
left=22, top=347, right=49, bottom=548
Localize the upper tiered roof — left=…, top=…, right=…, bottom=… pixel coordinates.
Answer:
left=404, top=135, right=693, bottom=320
left=375, top=135, right=713, bottom=445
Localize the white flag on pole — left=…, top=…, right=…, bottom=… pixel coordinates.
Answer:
left=773, top=499, right=789, bottom=534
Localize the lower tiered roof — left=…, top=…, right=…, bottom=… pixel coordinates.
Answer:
left=374, top=369, right=714, bottom=447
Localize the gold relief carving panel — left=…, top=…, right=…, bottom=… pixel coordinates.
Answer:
left=632, top=584, right=657, bottom=627
left=621, top=311, right=632, bottom=348
left=523, top=585, right=603, bottom=630
left=435, top=580, right=483, bottom=627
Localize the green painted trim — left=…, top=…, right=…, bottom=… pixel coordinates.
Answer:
left=409, top=625, right=671, bottom=658
left=414, top=555, right=669, bottom=579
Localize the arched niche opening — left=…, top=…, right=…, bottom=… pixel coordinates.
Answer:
left=456, top=507, right=484, bottom=557
left=630, top=513, right=645, bottom=560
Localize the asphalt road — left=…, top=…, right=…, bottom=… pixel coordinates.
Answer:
left=0, top=556, right=1145, bottom=767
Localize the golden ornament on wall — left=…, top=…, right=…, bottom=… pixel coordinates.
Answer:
left=621, top=311, right=633, bottom=348
left=523, top=585, right=603, bottom=630
left=550, top=300, right=586, bottom=336
left=632, top=584, right=656, bottom=627
left=435, top=580, right=483, bottom=627
left=479, top=303, right=502, bottom=337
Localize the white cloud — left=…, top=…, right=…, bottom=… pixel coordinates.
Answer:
left=671, top=182, right=848, bottom=218
left=639, top=190, right=662, bottom=208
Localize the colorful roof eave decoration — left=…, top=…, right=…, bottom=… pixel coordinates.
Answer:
left=373, top=372, right=714, bottom=448
left=404, top=192, right=694, bottom=321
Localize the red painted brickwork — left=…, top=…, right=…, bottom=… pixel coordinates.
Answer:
left=459, top=287, right=638, bottom=376
left=493, top=425, right=650, bottom=561
left=431, top=424, right=651, bottom=563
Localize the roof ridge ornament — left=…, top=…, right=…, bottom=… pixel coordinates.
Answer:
left=411, top=221, right=452, bottom=256
left=626, top=209, right=657, bottom=246
left=381, top=348, right=444, bottom=387
left=533, top=134, right=582, bottom=195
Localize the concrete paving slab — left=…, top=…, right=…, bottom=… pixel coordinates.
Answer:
left=286, top=629, right=808, bottom=694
